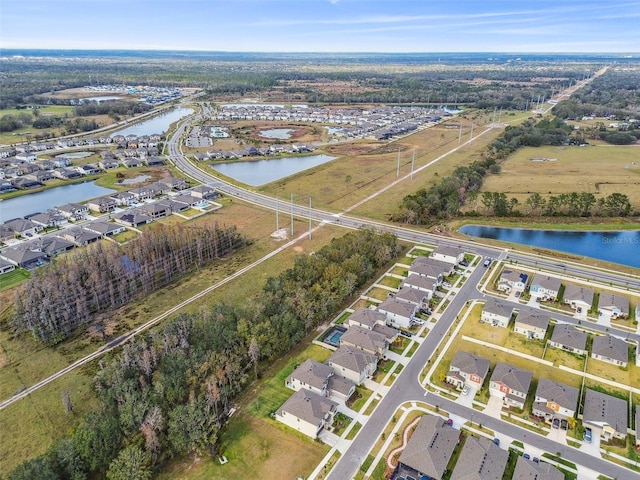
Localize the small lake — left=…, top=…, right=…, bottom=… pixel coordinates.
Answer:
left=1, top=182, right=116, bottom=222
left=211, top=154, right=336, bottom=186
left=460, top=225, right=640, bottom=268
left=84, top=96, right=122, bottom=103
left=119, top=175, right=151, bottom=185
left=111, top=107, right=193, bottom=137
left=260, top=128, right=293, bottom=139
left=56, top=151, right=92, bottom=159
left=325, top=127, right=343, bottom=135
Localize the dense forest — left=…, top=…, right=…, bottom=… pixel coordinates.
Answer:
left=13, top=222, right=246, bottom=344
left=7, top=228, right=400, bottom=480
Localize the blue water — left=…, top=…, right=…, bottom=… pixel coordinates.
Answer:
left=460, top=225, right=640, bottom=268
left=110, top=107, right=193, bottom=137
left=211, top=154, right=336, bottom=186
left=0, top=182, right=116, bottom=222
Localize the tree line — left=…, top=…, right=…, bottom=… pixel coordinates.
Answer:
left=13, top=222, right=246, bottom=345
left=7, top=228, right=400, bottom=480
left=478, top=192, right=633, bottom=217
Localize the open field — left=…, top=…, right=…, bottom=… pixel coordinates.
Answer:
left=0, top=200, right=349, bottom=473
left=261, top=110, right=503, bottom=220
left=480, top=144, right=640, bottom=209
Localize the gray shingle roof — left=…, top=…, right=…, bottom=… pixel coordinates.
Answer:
left=277, top=389, right=337, bottom=426
left=348, top=308, right=387, bottom=329
left=500, top=269, right=529, bottom=285
left=378, top=298, right=416, bottom=318
left=482, top=298, right=513, bottom=319
left=598, top=293, right=629, bottom=315
left=395, top=286, right=428, bottom=305
left=512, top=457, right=563, bottom=480
left=399, top=415, right=459, bottom=479
left=401, top=275, right=437, bottom=291
left=515, top=312, right=549, bottom=330
left=550, top=324, right=587, bottom=351
left=451, top=436, right=508, bottom=480
left=340, top=325, right=387, bottom=354
left=328, top=346, right=376, bottom=374
left=286, top=359, right=332, bottom=391
left=563, top=284, right=594, bottom=305
left=592, top=335, right=628, bottom=364
left=490, top=363, right=532, bottom=395
left=583, top=389, right=627, bottom=436
left=533, top=378, right=579, bottom=413
left=531, top=273, right=562, bottom=292
left=449, top=351, right=490, bottom=381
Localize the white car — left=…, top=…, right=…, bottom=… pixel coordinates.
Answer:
left=461, top=385, right=470, bottom=395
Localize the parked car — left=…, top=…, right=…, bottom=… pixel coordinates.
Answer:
left=584, top=427, right=592, bottom=443
left=399, top=330, right=412, bottom=338
left=533, top=457, right=539, bottom=464
left=561, top=419, right=568, bottom=430
left=483, top=257, right=492, bottom=267
left=460, top=260, right=469, bottom=267
left=552, top=418, right=560, bottom=429
left=461, top=385, right=470, bottom=396
left=523, top=453, right=530, bottom=460
left=515, top=291, right=521, bottom=298
left=493, top=438, right=500, bottom=446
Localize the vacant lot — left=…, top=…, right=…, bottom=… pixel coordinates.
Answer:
left=481, top=144, right=640, bottom=209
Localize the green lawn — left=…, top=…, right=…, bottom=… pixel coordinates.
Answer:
left=378, top=275, right=402, bottom=289
left=0, top=269, right=30, bottom=291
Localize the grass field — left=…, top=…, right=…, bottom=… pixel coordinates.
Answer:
left=0, top=269, right=30, bottom=291
left=480, top=144, right=640, bottom=210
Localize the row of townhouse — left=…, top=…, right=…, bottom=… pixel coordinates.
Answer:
left=505, top=269, right=630, bottom=319
left=0, top=220, right=126, bottom=269
left=481, top=299, right=630, bottom=367
left=446, top=351, right=631, bottom=443
left=201, top=143, right=316, bottom=162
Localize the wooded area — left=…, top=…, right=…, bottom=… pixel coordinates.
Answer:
left=6, top=228, right=399, bottom=480
left=13, top=222, right=246, bottom=344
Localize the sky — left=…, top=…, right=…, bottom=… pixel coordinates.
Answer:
left=1, top=0, right=639, bottom=53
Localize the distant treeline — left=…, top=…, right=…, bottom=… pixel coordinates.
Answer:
left=7, top=228, right=399, bottom=480
left=14, top=222, right=246, bottom=345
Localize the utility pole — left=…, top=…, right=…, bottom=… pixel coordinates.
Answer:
left=458, top=122, right=462, bottom=144
left=275, top=196, right=279, bottom=231
left=396, top=147, right=400, bottom=178
left=308, top=197, right=312, bottom=240
left=411, top=150, right=415, bottom=180
left=290, top=193, right=294, bottom=236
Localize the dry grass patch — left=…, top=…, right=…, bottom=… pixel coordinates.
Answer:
left=543, top=347, right=586, bottom=372
left=481, top=144, right=640, bottom=209
left=503, top=332, right=545, bottom=358
left=459, top=304, right=510, bottom=345
left=585, top=356, right=636, bottom=385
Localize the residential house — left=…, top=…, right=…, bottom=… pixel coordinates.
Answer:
left=0, top=224, right=15, bottom=242
left=412, top=256, right=456, bottom=275
left=29, top=211, right=68, bottom=229
left=121, top=158, right=142, bottom=168
left=84, top=221, right=127, bottom=237
left=489, top=362, right=533, bottom=410
left=171, top=194, right=201, bottom=208
left=512, top=457, right=563, bottom=480
left=87, top=196, right=117, bottom=213
left=377, top=298, right=418, bottom=329
left=591, top=335, right=628, bottom=367
left=129, top=186, right=156, bottom=201
left=76, top=164, right=101, bottom=175
left=598, top=293, right=629, bottom=319
left=55, top=203, right=89, bottom=220
left=431, top=245, right=464, bottom=264
left=191, top=185, right=218, bottom=199
left=144, top=156, right=164, bottom=167
left=400, top=275, right=438, bottom=301
left=53, top=167, right=82, bottom=180
left=583, top=389, right=627, bottom=440
left=563, top=285, right=594, bottom=312
left=5, top=218, right=43, bottom=237
left=61, top=227, right=102, bottom=247
left=139, top=202, right=171, bottom=219
left=446, top=351, right=490, bottom=390
left=158, top=176, right=188, bottom=190
left=52, top=157, right=71, bottom=168
left=397, top=415, right=459, bottom=480
left=25, top=170, right=53, bottom=183
left=532, top=378, right=579, bottom=422
left=15, top=152, right=37, bottom=163
left=286, top=359, right=334, bottom=397
left=480, top=298, right=513, bottom=328
left=11, top=177, right=42, bottom=190
left=529, top=274, right=562, bottom=301
left=513, top=312, right=549, bottom=340
left=497, top=269, right=529, bottom=293
left=548, top=324, right=588, bottom=356
left=37, top=237, right=75, bottom=257
left=327, top=346, right=377, bottom=386
left=110, top=191, right=136, bottom=207
left=450, top=436, right=508, bottom=480
left=347, top=308, right=387, bottom=330
left=394, top=286, right=430, bottom=309
left=275, top=389, right=338, bottom=440
left=99, top=158, right=119, bottom=170
left=112, top=210, right=153, bottom=228
left=340, top=325, right=389, bottom=358
left=0, top=258, right=16, bottom=275
left=0, top=244, right=48, bottom=269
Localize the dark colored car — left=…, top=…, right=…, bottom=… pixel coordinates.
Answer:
left=553, top=418, right=560, bottom=429
left=523, top=453, right=530, bottom=460
left=533, top=457, right=539, bottom=464
left=493, top=438, right=500, bottom=446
